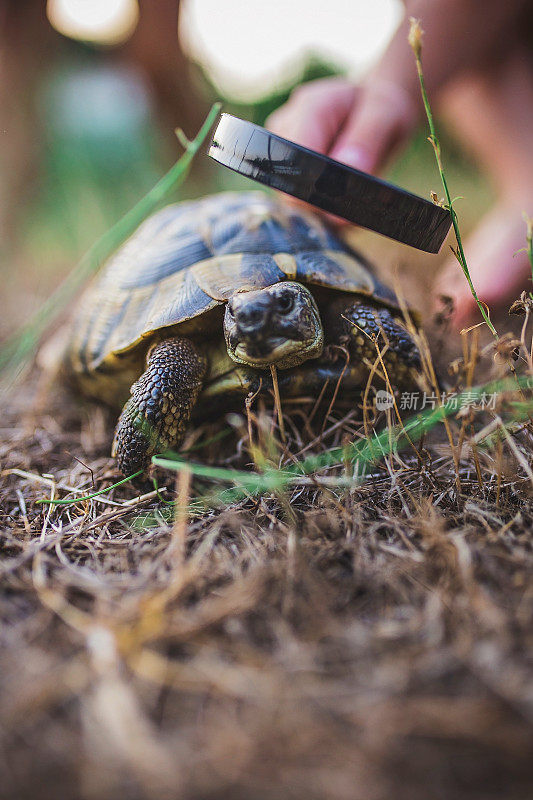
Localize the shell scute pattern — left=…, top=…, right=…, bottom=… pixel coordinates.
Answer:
left=71, top=191, right=400, bottom=375
left=191, top=253, right=286, bottom=301
left=144, top=268, right=217, bottom=335
left=293, top=250, right=375, bottom=294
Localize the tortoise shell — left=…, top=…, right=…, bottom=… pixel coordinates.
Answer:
left=68, top=191, right=400, bottom=377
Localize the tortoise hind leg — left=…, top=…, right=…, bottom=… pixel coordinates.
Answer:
left=113, top=337, right=207, bottom=476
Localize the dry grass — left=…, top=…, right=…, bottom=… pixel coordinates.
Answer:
left=3, top=26, right=532, bottom=797
left=1, top=321, right=533, bottom=800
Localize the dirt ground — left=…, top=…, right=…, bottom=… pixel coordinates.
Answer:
left=1, top=329, right=532, bottom=800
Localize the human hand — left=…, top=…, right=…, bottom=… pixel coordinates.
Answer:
left=434, top=201, right=533, bottom=328
left=267, top=76, right=418, bottom=177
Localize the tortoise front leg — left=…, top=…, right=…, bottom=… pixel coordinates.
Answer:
left=112, top=337, right=207, bottom=476
left=329, top=300, right=422, bottom=383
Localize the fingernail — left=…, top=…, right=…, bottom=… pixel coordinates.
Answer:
left=331, top=145, right=373, bottom=173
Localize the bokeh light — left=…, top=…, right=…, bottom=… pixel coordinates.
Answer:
left=46, top=0, right=139, bottom=46
left=180, top=0, right=403, bottom=100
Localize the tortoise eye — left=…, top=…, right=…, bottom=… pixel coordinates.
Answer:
left=277, top=292, right=294, bottom=313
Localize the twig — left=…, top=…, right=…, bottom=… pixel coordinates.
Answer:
left=270, top=365, right=286, bottom=442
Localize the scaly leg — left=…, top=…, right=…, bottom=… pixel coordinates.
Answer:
left=112, top=337, right=207, bottom=476
left=329, top=300, right=422, bottom=384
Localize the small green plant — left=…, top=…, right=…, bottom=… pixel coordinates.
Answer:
left=408, top=18, right=498, bottom=338
left=524, top=213, right=533, bottom=294
left=149, top=375, right=533, bottom=510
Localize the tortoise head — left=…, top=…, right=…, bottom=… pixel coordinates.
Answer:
left=224, top=281, right=323, bottom=369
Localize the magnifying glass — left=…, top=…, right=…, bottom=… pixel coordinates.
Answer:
left=208, top=113, right=451, bottom=254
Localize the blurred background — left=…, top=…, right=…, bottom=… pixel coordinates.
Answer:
left=0, top=0, right=493, bottom=341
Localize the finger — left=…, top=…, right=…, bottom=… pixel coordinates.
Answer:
left=434, top=203, right=533, bottom=327
left=330, top=80, right=417, bottom=174
left=267, top=79, right=358, bottom=154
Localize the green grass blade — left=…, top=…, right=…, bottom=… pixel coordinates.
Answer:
left=38, top=469, right=143, bottom=505
left=524, top=214, right=533, bottom=291
left=151, top=455, right=287, bottom=493
left=0, top=103, right=222, bottom=382
left=408, top=19, right=497, bottom=337
left=153, top=375, right=533, bottom=509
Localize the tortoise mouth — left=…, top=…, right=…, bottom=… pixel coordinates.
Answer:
left=232, top=334, right=323, bottom=370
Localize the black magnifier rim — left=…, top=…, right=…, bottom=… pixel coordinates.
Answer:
left=208, top=112, right=451, bottom=253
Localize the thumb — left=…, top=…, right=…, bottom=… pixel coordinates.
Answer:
left=330, top=80, right=417, bottom=174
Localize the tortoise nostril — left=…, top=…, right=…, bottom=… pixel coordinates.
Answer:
left=239, top=308, right=263, bottom=325
left=234, top=299, right=272, bottom=334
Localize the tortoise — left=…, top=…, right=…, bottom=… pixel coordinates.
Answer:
left=66, top=191, right=422, bottom=476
